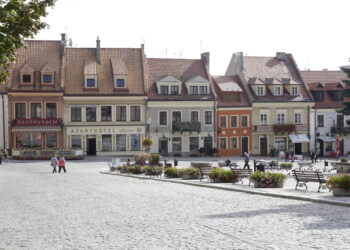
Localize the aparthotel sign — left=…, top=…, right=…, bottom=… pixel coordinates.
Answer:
left=66, top=126, right=145, bottom=135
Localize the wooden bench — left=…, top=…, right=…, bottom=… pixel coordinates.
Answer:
left=292, top=170, right=328, bottom=192
left=230, top=168, right=253, bottom=185
left=191, top=162, right=213, bottom=182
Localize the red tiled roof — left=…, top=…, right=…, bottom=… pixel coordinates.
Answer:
left=146, top=58, right=214, bottom=101
left=301, top=70, right=347, bottom=84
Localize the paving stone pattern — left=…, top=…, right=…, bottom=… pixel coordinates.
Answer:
left=1, top=160, right=350, bottom=249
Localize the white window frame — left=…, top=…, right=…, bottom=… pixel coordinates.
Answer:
left=241, top=115, right=249, bottom=128
left=219, top=115, right=228, bottom=128
left=85, top=75, right=98, bottom=88
left=294, top=112, right=302, bottom=124
left=260, top=113, right=268, bottom=125
left=230, top=136, right=239, bottom=149
left=158, top=110, right=168, bottom=126
left=204, top=110, right=213, bottom=125
left=219, top=137, right=227, bottom=150
left=291, top=86, right=299, bottom=96
left=277, top=113, right=285, bottom=125
left=190, top=110, right=200, bottom=122
left=257, top=86, right=264, bottom=96
left=230, top=115, right=238, bottom=128
left=274, top=86, right=282, bottom=96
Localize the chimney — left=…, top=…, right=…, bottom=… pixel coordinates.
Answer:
left=96, top=37, right=101, bottom=64
left=201, top=52, right=210, bottom=75
left=236, top=52, right=243, bottom=73
left=60, top=33, right=67, bottom=57
left=276, top=52, right=287, bottom=61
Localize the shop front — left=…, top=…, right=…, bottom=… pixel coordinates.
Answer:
left=65, top=125, right=146, bottom=156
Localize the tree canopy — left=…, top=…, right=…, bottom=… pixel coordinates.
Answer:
left=340, top=65, right=350, bottom=115
left=0, top=0, right=55, bottom=83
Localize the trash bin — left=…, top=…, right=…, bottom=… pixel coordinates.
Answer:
left=325, top=161, right=328, bottom=167
left=174, top=159, right=178, bottom=166
left=256, top=160, right=266, bottom=172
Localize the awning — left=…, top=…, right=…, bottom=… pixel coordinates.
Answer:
left=289, top=134, right=310, bottom=143
left=11, top=126, right=62, bottom=132
left=318, top=136, right=336, bottom=142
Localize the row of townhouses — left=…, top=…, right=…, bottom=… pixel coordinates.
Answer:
left=0, top=35, right=349, bottom=158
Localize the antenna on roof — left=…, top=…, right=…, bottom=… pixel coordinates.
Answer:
left=69, top=38, right=73, bottom=47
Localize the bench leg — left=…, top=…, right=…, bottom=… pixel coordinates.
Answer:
left=295, top=182, right=298, bottom=190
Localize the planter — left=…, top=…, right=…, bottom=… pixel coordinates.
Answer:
left=336, top=162, right=350, bottom=173
left=211, top=178, right=228, bottom=183
left=253, top=182, right=285, bottom=188
left=332, top=188, right=350, bottom=196
left=181, top=174, right=198, bottom=180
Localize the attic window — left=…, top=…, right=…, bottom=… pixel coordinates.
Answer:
left=274, top=86, right=282, bottom=96
left=116, top=79, right=125, bottom=88
left=43, top=74, right=52, bottom=83
left=291, top=86, right=299, bottom=96
left=257, top=86, right=264, bottom=96
left=23, top=74, right=31, bottom=83
left=86, top=78, right=96, bottom=88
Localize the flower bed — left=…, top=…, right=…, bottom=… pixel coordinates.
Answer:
left=164, top=167, right=178, bottom=178
left=327, top=174, right=350, bottom=196
left=177, top=167, right=199, bottom=180
left=250, top=172, right=287, bottom=188
left=208, top=168, right=233, bottom=183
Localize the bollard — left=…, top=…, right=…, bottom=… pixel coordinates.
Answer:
left=174, top=159, right=178, bottom=167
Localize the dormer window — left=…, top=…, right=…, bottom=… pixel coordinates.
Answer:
left=116, top=79, right=125, bottom=88
left=257, top=86, right=264, bottom=96
left=185, top=75, right=210, bottom=96
left=291, top=86, right=299, bottom=96
left=86, top=78, right=97, bottom=88
left=171, top=86, right=179, bottom=95
left=156, top=75, right=182, bottom=95
left=200, top=86, right=208, bottom=95
left=23, top=74, right=31, bottom=83
left=160, top=86, right=169, bottom=95
left=43, top=74, right=52, bottom=83
left=190, top=86, right=198, bottom=95
left=111, top=58, right=128, bottom=89
left=274, top=86, right=282, bottom=96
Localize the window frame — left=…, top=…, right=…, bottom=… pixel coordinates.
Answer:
left=219, top=115, right=227, bottom=128
left=230, top=136, right=239, bottom=149
left=274, top=86, right=282, bottom=96
left=115, top=78, right=125, bottom=88
left=70, top=106, right=82, bottom=122
left=86, top=106, right=97, bottom=122
left=116, top=106, right=127, bottom=121
left=15, top=103, right=26, bottom=119
left=46, top=103, right=57, bottom=119
left=101, top=106, right=112, bottom=122
left=317, top=114, right=324, bottom=127
left=230, top=115, right=238, bottom=128
left=291, top=86, right=299, bottom=96
left=241, top=115, right=249, bottom=127
left=277, top=113, right=285, bottom=125
left=130, top=106, right=141, bottom=122
left=257, top=86, right=264, bottom=96
left=204, top=111, right=212, bottom=125
left=219, top=137, right=227, bottom=149
left=159, top=111, right=168, bottom=126
left=30, top=103, right=41, bottom=119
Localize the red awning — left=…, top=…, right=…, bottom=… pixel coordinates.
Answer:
left=11, top=126, right=62, bottom=132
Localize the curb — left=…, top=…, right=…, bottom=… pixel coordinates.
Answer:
left=100, top=172, right=350, bottom=208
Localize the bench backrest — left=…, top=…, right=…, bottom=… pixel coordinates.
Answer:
left=292, top=170, right=326, bottom=183
left=231, top=169, right=252, bottom=177
left=191, top=162, right=212, bottom=168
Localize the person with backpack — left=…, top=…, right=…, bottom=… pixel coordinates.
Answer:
left=50, top=154, right=58, bottom=173
left=58, top=155, right=66, bottom=173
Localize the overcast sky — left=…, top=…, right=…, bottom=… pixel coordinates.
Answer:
left=35, top=0, right=350, bottom=75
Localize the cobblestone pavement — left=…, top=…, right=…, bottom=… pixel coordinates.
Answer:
left=1, top=160, right=350, bottom=249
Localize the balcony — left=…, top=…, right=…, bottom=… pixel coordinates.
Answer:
left=331, top=126, right=350, bottom=136
left=172, top=121, right=201, bottom=133
left=253, top=124, right=309, bottom=134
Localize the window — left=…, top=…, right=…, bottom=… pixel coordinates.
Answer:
left=219, top=138, right=227, bottom=149
left=116, top=135, right=126, bottom=151
left=160, top=85, right=168, bottom=95
left=116, top=106, right=126, bottom=121
left=30, top=103, right=41, bottom=119
left=131, top=135, right=140, bottom=151
left=190, top=86, right=198, bottom=95
left=86, top=78, right=96, bottom=87
left=116, top=79, right=125, bottom=88
left=274, top=86, right=282, bottom=96
left=275, top=137, right=286, bottom=152
left=257, top=86, right=264, bottom=96
left=101, top=106, right=112, bottom=121
left=220, top=116, right=227, bottom=128
left=172, top=137, right=182, bottom=152
left=200, top=86, right=208, bottom=95
left=71, top=106, right=82, bottom=122
left=205, top=111, right=212, bottom=125
left=241, top=115, right=248, bottom=127
left=46, top=103, right=57, bottom=118
left=294, top=113, right=302, bottom=124
left=332, top=91, right=343, bottom=101
left=312, top=91, right=324, bottom=101
left=230, top=137, right=238, bottom=149
left=86, top=106, right=97, bottom=122
left=102, top=135, right=112, bottom=151
left=16, top=133, right=41, bottom=148
left=191, top=111, right=199, bottom=122
left=260, top=114, right=268, bottom=125
left=47, top=133, right=57, bottom=147
left=22, top=74, right=31, bottom=83
left=130, top=106, right=141, bottom=121
left=292, top=86, right=298, bottom=96
left=277, top=113, right=285, bottom=125
left=231, top=116, right=238, bottom=128
left=43, top=75, right=52, bottom=83
left=71, top=136, right=81, bottom=148
left=159, top=111, right=167, bottom=125
left=15, top=103, right=26, bottom=119
left=190, top=137, right=199, bottom=153
left=317, top=115, right=324, bottom=127
left=170, top=86, right=179, bottom=95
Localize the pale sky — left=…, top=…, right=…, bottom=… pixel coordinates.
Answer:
left=35, top=0, right=350, bottom=75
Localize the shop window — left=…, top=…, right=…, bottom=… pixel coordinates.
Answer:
left=220, top=138, right=227, bottom=149
left=190, top=137, right=199, bottom=153
left=86, top=106, right=97, bottom=122
left=16, top=133, right=42, bottom=148
left=191, top=111, right=199, bottom=122
left=71, top=136, right=81, bottom=148
left=71, top=106, right=82, bottom=122
left=30, top=103, right=41, bottom=119
left=230, top=137, right=238, bottom=149
left=205, top=111, right=212, bottom=125
left=116, top=106, right=126, bottom=121
left=131, top=134, right=140, bottom=151
left=102, top=135, right=112, bottom=151
left=130, top=106, right=141, bottom=121
left=47, top=133, right=57, bottom=147
left=101, top=106, right=112, bottom=121
left=15, top=103, right=26, bottom=119
left=159, top=111, right=167, bottom=125
left=172, top=137, right=182, bottom=152
left=46, top=103, right=57, bottom=118
left=116, top=135, right=126, bottom=151
left=275, top=137, right=286, bottom=152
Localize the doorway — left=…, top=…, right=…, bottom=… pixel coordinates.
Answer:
left=204, top=136, right=212, bottom=155
left=241, top=136, right=249, bottom=156
left=87, top=138, right=96, bottom=155
left=294, top=143, right=302, bottom=155
left=158, top=139, right=168, bottom=156
left=260, top=137, right=268, bottom=156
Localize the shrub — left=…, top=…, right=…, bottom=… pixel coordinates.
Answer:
left=142, top=138, right=153, bottom=153
left=135, top=153, right=150, bottom=165
left=128, top=165, right=142, bottom=174
left=208, top=168, right=233, bottom=182
left=269, top=147, right=278, bottom=157
left=279, top=162, right=293, bottom=169
left=340, top=157, right=349, bottom=163
left=177, top=167, right=200, bottom=178
left=141, top=166, right=163, bottom=175
left=149, top=154, right=160, bottom=166
left=164, top=167, right=178, bottom=178
left=250, top=172, right=287, bottom=185
left=327, top=175, right=350, bottom=190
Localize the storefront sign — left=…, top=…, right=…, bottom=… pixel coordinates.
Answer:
left=13, top=118, right=63, bottom=126
left=66, top=126, right=145, bottom=135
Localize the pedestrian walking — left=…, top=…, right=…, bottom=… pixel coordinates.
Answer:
left=285, top=151, right=290, bottom=162
left=290, top=150, right=294, bottom=163
left=50, top=154, right=58, bottom=173
left=58, top=155, right=66, bottom=173
left=243, top=152, right=250, bottom=170
left=311, top=151, right=315, bottom=164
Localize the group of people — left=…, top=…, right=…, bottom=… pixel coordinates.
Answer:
left=225, top=152, right=251, bottom=170
left=50, top=155, right=67, bottom=173
left=283, top=150, right=295, bottom=162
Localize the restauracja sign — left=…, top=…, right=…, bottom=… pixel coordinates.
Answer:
left=13, top=118, right=63, bottom=126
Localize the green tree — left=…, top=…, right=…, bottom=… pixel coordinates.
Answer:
left=340, top=65, right=350, bottom=115
left=142, top=138, right=153, bottom=153
left=0, top=0, right=55, bottom=83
